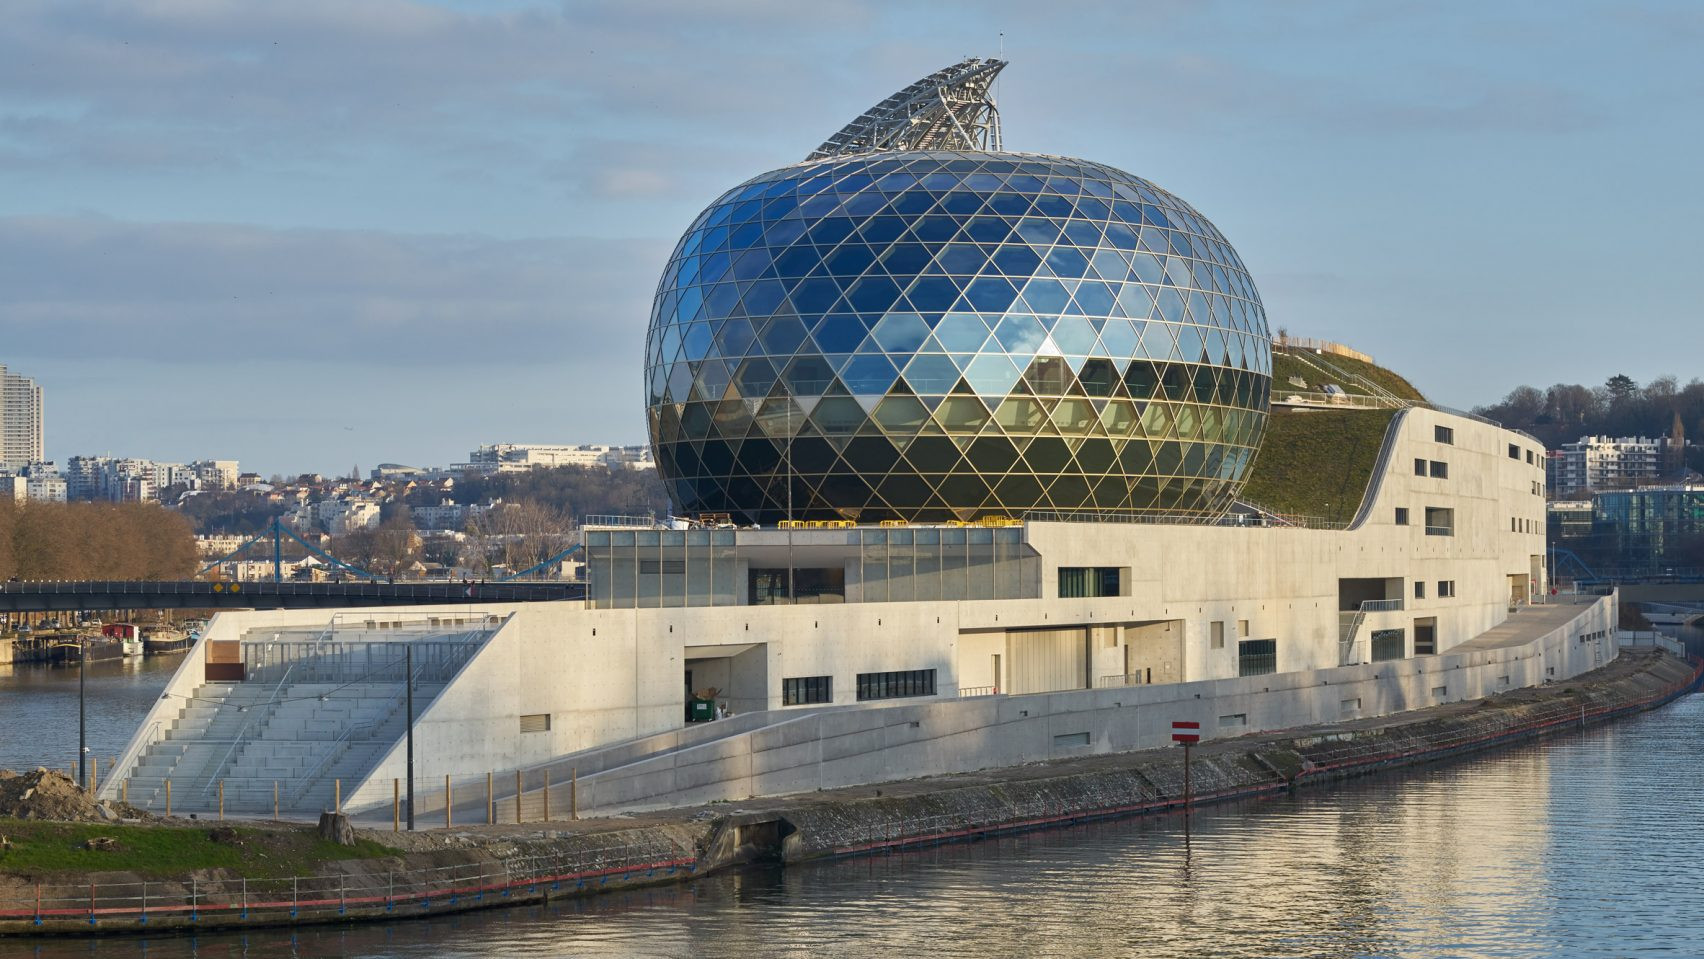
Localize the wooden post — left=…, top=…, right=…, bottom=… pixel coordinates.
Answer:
left=219, top=780, right=225, bottom=820
left=393, top=779, right=400, bottom=832
left=335, top=778, right=342, bottom=815
left=445, top=774, right=452, bottom=829
left=487, top=772, right=494, bottom=825
left=165, top=778, right=171, bottom=817
left=570, top=766, right=578, bottom=821
left=121, top=778, right=128, bottom=805
left=90, top=756, right=98, bottom=795
left=515, top=770, right=523, bottom=823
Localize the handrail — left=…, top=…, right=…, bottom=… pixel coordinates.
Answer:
left=1096, top=673, right=1146, bottom=688
left=289, top=664, right=416, bottom=805
left=195, top=662, right=294, bottom=798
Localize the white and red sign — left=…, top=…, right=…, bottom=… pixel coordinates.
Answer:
left=1171, top=720, right=1200, bottom=744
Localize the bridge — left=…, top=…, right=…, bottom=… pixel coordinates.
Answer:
left=0, top=580, right=584, bottom=613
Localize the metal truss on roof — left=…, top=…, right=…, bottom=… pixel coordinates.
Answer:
left=806, top=57, right=1006, bottom=161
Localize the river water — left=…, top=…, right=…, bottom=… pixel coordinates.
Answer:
left=4, top=634, right=1704, bottom=959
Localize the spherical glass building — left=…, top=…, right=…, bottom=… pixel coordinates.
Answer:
left=645, top=61, right=1270, bottom=525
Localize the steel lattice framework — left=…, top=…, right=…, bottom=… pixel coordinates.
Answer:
left=807, top=58, right=1006, bottom=161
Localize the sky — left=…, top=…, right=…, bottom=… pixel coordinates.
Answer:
left=3, top=0, right=1702, bottom=476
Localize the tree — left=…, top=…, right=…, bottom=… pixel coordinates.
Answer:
left=1605, top=373, right=1638, bottom=403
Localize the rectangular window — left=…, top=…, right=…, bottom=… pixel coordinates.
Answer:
left=1395, top=507, right=1409, bottom=525
left=1437, top=580, right=1456, bottom=597
left=638, top=559, right=687, bottom=575
left=518, top=713, right=551, bottom=733
left=1527, top=450, right=1535, bottom=465
left=1058, top=566, right=1121, bottom=597
left=1238, top=619, right=1250, bottom=637
left=1414, top=580, right=1426, bottom=599
left=783, top=675, right=833, bottom=705
left=1429, top=460, right=1448, bottom=479
left=1210, top=620, right=1225, bottom=649
left=1370, top=628, right=1406, bottom=661
left=1425, top=507, right=1454, bottom=536
left=1237, top=638, right=1276, bottom=677
left=1414, top=457, right=1427, bottom=476
left=1509, top=443, right=1521, bottom=459
left=1435, top=425, right=1455, bottom=444
left=856, top=669, right=937, bottom=701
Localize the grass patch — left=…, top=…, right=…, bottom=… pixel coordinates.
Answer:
left=1272, top=349, right=1427, bottom=403
left=0, top=819, right=398, bottom=879
left=1242, top=408, right=1397, bottom=521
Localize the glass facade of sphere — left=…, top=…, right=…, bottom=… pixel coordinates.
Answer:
left=645, top=150, right=1271, bottom=525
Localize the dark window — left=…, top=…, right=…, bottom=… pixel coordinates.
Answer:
left=749, top=567, right=845, bottom=605
left=1059, top=566, right=1121, bottom=597
left=1435, top=425, right=1455, bottom=444
left=1438, top=580, right=1456, bottom=598
left=1414, top=458, right=1427, bottom=476
left=1425, top=507, right=1454, bottom=536
left=1526, top=450, right=1535, bottom=465
left=783, top=676, right=833, bottom=705
left=1414, top=623, right=1437, bottom=655
left=1370, top=629, right=1406, bottom=661
left=1429, top=460, right=1449, bottom=479
left=639, top=559, right=687, bottom=575
left=856, top=669, right=937, bottom=701
left=1508, top=443, right=1521, bottom=460
left=1414, top=580, right=1426, bottom=599
left=1237, top=639, right=1276, bottom=677
left=1394, top=507, right=1409, bottom=525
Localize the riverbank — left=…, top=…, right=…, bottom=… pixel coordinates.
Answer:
left=3, top=648, right=1697, bottom=936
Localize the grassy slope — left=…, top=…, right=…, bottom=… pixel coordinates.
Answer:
left=1241, top=408, right=1397, bottom=521
left=0, top=820, right=397, bottom=878
left=1272, top=350, right=1427, bottom=404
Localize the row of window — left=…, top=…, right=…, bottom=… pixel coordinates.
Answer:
left=1511, top=517, right=1540, bottom=534
left=1414, top=458, right=1449, bottom=479
left=1413, top=580, right=1457, bottom=599
left=1508, top=443, right=1539, bottom=467
left=783, top=669, right=942, bottom=705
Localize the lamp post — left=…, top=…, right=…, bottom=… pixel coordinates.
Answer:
left=78, top=630, right=87, bottom=789
left=405, top=644, right=415, bottom=830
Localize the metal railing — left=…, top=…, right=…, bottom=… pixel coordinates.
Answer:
left=1425, top=525, right=1454, bottom=536
left=956, top=685, right=999, bottom=697
left=1096, top=673, right=1147, bottom=688
left=1359, top=598, right=1404, bottom=613
left=1272, top=390, right=1407, bottom=410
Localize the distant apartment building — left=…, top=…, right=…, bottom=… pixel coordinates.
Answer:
left=1546, top=435, right=1682, bottom=496
left=25, top=471, right=67, bottom=503
left=0, top=365, right=44, bottom=471
left=61, top=454, right=241, bottom=502
left=411, top=503, right=470, bottom=530
left=456, top=444, right=655, bottom=475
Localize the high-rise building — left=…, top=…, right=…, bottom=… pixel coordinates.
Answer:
left=0, top=364, right=44, bottom=471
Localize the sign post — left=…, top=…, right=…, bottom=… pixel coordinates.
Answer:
left=1171, top=721, right=1200, bottom=812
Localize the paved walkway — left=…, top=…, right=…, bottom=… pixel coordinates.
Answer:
left=1452, top=595, right=1604, bottom=651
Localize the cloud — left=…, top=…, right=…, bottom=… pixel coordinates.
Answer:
left=0, top=214, right=669, bottom=367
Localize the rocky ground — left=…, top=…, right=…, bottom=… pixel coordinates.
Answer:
left=0, top=769, right=149, bottom=823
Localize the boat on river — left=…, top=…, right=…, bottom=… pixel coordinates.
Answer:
left=143, top=627, right=192, bottom=655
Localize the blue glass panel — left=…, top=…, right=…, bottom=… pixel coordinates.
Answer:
left=934, top=312, right=991, bottom=352
left=874, top=172, right=916, bottom=192
left=871, top=312, right=930, bottom=353
left=1155, top=288, right=1186, bottom=323
left=773, top=246, right=823, bottom=279
left=859, top=215, right=908, bottom=245
left=789, top=277, right=840, bottom=314
left=1075, top=281, right=1116, bottom=316
left=919, top=172, right=959, bottom=190
left=1100, top=318, right=1138, bottom=357
left=704, top=283, right=741, bottom=318
left=937, top=243, right=987, bottom=274
left=1045, top=247, right=1089, bottom=278
left=1052, top=315, right=1097, bottom=355
left=797, top=193, right=839, bottom=218
left=825, top=244, right=875, bottom=276
left=889, top=189, right=934, bottom=216
left=1063, top=220, right=1103, bottom=247
left=758, top=315, right=807, bottom=355
left=911, top=215, right=958, bottom=243
left=806, top=218, right=855, bottom=246
left=715, top=316, right=756, bottom=357
left=681, top=322, right=715, bottom=360
left=811, top=313, right=866, bottom=353
left=942, top=191, right=982, bottom=215
left=964, top=216, right=1011, bottom=243
left=987, top=192, right=1029, bottom=216
left=901, top=353, right=961, bottom=394
left=1076, top=197, right=1110, bottom=220
left=963, top=276, right=1019, bottom=312
left=846, top=275, right=903, bottom=313
left=676, top=285, right=704, bottom=323
left=1019, top=278, right=1069, bottom=314
left=700, top=250, right=732, bottom=284
left=760, top=196, right=799, bottom=221
left=1015, top=218, right=1061, bottom=245
left=880, top=243, right=932, bottom=275
left=1008, top=174, right=1045, bottom=193
left=1033, top=195, right=1074, bottom=218
left=743, top=279, right=786, bottom=316
left=992, top=244, right=1042, bottom=276
left=905, top=276, right=960, bottom=312
left=1089, top=249, right=1128, bottom=281
left=735, top=357, right=778, bottom=397
left=992, top=314, right=1046, bottom=353
left=840, top=353, right=900, bottom=394
left=1103, top=222, right=1137, bottom=249
left=1176, top=324, right=1205, bottom=363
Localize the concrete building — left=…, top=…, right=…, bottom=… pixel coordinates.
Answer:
left=0, top=364, right=43, bottom=471
left=457, top=444, right=655, bottom=475
left=1546, top=435, right=1681, bottom=496
left=106, top=58, right=1599, bottom=821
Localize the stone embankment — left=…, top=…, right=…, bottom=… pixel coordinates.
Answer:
left=3, top=649, right=1697, bottom=936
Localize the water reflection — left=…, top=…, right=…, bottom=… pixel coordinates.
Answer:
left=3, top=668, right=1701, bottom=958
left=0, top=654, right=185, bottom=772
